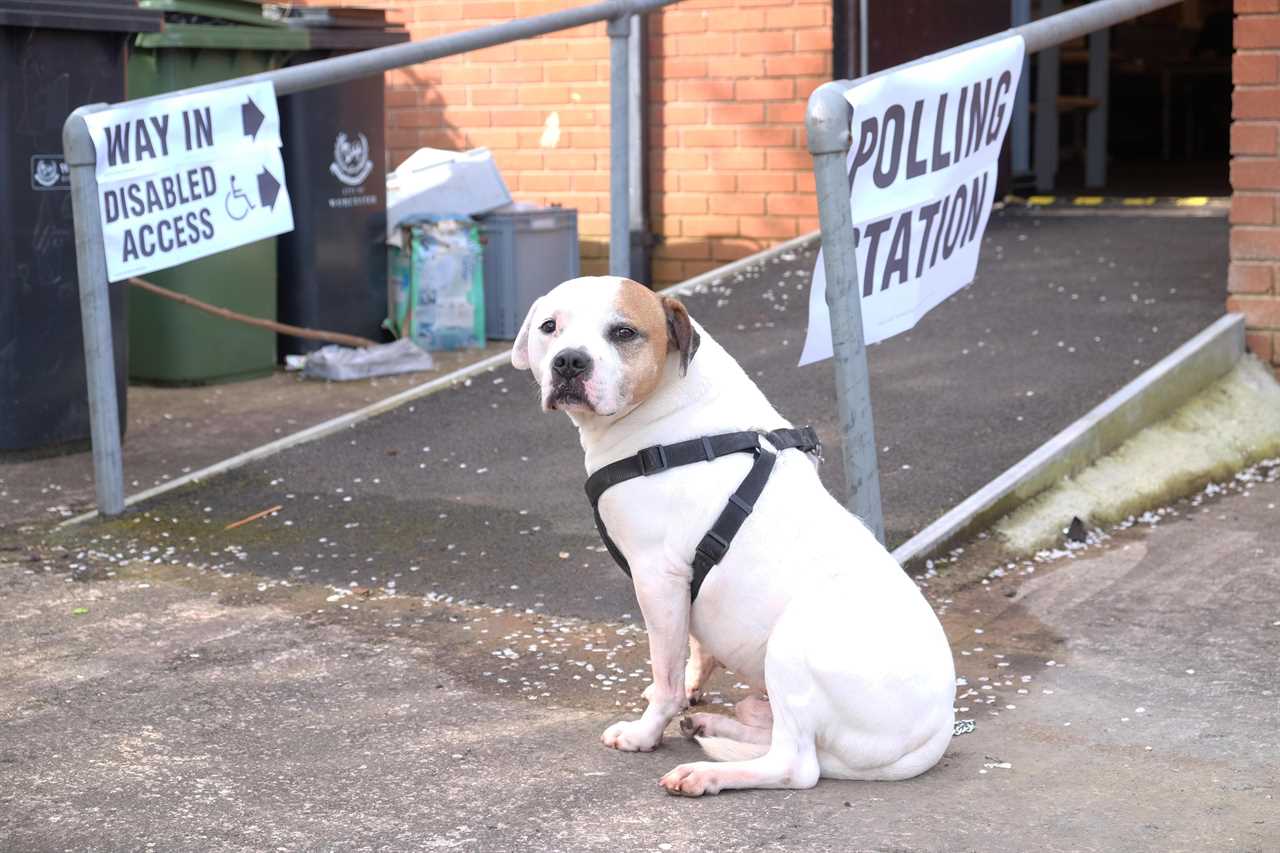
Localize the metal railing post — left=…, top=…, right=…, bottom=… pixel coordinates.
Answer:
left=1086, top=26, right=1110, bottom=188
left=63, top=105, right=125, bottom=517
left=627, top=13, right=648, bottom=282
left=806, top=82, right=885, bottom=543
left=1034, top=0, right=1063, bottom=192
left=858, top=0, right=870, bottom=77
left=608, top=13, right=632, bottom=277
left=54, top=0, right=1179, bottom=520
left=1010, top=0, right=1032, bottom=176
left=804, top=0, right=1182, bottom=540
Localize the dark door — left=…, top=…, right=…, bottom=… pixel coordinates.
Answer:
left=868, top=1, right=1011, bottom=72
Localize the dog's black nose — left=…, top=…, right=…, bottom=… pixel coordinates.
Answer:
left=551, top=348, right=592, bottom=381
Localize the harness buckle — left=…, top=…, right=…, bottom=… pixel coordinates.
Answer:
left=637, top=444, right=669, bottom=475
left=694, top=530, right=730, bottom=569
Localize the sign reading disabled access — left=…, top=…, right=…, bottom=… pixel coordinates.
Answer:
left=83, top=81, right=294, bottom=282
left=800, top=36, right=1025, bottom=365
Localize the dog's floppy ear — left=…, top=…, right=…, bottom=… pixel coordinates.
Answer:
left=511, top=297, right=541, bottom=371
left=662, top=296, right=700, bottom=376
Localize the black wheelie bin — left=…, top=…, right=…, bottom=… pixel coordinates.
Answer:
left=0, top=1, right=162, bottom=452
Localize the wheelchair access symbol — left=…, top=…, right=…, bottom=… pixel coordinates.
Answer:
left=224, top=168, right=284, bottom=221
left=225, top=176, right=255, bottom=221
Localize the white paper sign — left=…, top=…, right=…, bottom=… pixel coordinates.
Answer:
left=83, top=81, right=294, bottom=282
left=799, top=36, right=1025, bottom=365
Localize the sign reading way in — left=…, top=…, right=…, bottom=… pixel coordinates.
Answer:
left=83, top=81, right=294, bottom=282
left=800, top=36, right=1025, bottom=365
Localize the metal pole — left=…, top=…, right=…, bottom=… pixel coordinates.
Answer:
left=63, top=105, right=125, bottom=516
left=1034, top=0, right=1062, bottom=193
left=55, top=0, right=1180, bottom=519
left=1010, top=0, right=1032, bottom=176
left=101, top=0, right=682, bottom=106
left=608, top=14, right=631, bottom=277
left=806, top=0, right=1182, bottom=536
left=858, top=0, right=869, bottom=77
left=806, top=83, right=884, bottom=542
left=1086, top=26, right=1110, bottom=188
left=627, top=13, right=648, bottom=282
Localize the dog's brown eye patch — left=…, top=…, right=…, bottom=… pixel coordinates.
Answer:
left=539, top=319, right=556, bottom=334
left=610, top=325, right=640, bottom=343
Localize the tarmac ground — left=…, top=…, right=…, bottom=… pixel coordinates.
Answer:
left=7, top=208, right=1230, bottom=623
left=2, top=460, right=1276, bottom=852
left=2, top=209, right=1228, bottom=560
left=3, top=207, right=1271, bottom=852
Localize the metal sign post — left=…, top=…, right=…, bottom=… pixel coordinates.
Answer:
left=64, top=104, right=125, bottom=516
left=803, top=0, right=1185, bottom=542
left=61, top=0, right=682, bottom=517
left=806, top=87, right=885, bottom=543
left=608, top=14, right=632, bottom=277
left=61, top=0, right=1181, bottom=519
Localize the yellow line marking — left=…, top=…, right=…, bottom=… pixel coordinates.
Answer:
left=1073, top=196, right=1104, bottom=206
left=1122, top=197, right=1157, bottom=206
left=1028, top=195, right=1055, bottom=205
left=1175, top=196, right=1209, bottom=207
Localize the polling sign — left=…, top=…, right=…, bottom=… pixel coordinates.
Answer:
left=83, top=81, right=294, bottom=282
left=800, top=36, right=1025, bottom=365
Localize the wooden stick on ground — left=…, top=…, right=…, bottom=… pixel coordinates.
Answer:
left=224, top=505, right=285, bottom=531
left=128, top=277, right=379, bottom=349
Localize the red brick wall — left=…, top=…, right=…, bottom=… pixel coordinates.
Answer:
left=1232, top=0, right=1280, bottom=374
left=303, top=0, right=827, bottom=284
left=381, top=1, right=614, bottom=271
left=645, top=0, right=827, bottom=281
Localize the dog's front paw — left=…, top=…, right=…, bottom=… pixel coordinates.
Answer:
left=659, top=762, right=721, bottom=797
left=601, top=719, right=661, bottom=752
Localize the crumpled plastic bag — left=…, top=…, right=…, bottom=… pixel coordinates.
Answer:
left=300, top=338, right=434, bottom=381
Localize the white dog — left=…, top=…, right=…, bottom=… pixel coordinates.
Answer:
left=511, top=275, right=955, bottom=796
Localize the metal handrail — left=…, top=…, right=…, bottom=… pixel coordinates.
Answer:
left=63, top=0, right=683, bottom=515
left=804, top=0, right=1185, bottom=541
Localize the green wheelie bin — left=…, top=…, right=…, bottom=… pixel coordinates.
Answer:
left=126, top=1, right=306, bottom=384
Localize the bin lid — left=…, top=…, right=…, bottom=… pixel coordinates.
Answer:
left=134, top=22, right=306, bottom=49
left=138, top=0, right=278, bottom=27
left=274, top=5, right=391, bottom=29
left=134, top=0, right=307, bottom=49
left=0, top=0, right=164, bottom=32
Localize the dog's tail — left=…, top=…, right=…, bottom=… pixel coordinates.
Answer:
left=695, top=735, right=770, bottom=762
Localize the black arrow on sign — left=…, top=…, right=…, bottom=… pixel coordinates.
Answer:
left=257, top=167, right=282, bottom=210
left=242, top=97, right=265, bottom=140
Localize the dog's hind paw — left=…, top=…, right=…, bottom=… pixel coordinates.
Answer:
left=679, top=715, right=703, bottom=739
left=659, top=762, right=720, bottom=797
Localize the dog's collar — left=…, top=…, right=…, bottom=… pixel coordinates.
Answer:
left=584, top=426, right=821, bottom=601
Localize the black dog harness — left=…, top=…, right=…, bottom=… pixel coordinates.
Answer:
left=584, top=426, right=820, bottom=601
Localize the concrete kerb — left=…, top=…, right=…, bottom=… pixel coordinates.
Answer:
left=892, top=312, right=1247, bottom=568
left=60, top=231, right=822, bottom=527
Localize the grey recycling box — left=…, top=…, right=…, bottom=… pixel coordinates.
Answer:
left=478, top=204, right=579, bottom=340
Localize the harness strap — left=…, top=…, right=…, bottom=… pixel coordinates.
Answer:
left=584, top=426, right=819, bottom=600
left=584, top=431, right=764, bottom=506
left=690, top=446, right=775, bottom=601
